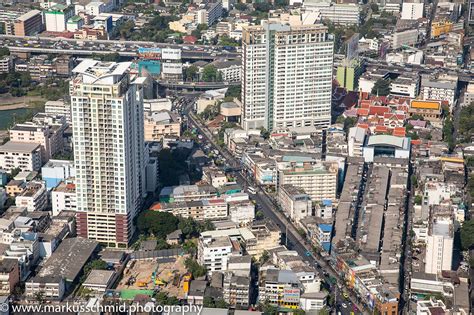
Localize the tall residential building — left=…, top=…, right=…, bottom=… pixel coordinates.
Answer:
left=70, top=59, right=145, bottom=247
left=241, top=22, right=333, bottom=131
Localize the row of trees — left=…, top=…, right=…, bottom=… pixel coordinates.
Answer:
left=183, top=65, right=222, bottom=82
left=136, top=211, right=214, bottom=243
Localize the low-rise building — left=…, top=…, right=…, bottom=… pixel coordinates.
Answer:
left=151, top=198, right=228, bottom=221
left=278, top=184, right=312, bottom=224
left=51, top=180, right=77, bottom=216
left=348, top=126, right=367, bottom=157
left=9, top=113, right=68, bottom=162
left=15, top=181, right=47, bottom=212
left=0, top=142, right=42, bottom=172
left=258, top=269, right=301, bottom=309
left=198, top=234, right=243, bottom=273
left=5, top=180, right=26, bottom=197
left=44, top=100, right=71, bottom=122
left=25, top=238, right=98, bottom=300
left=0, top=258, right=20, bottom=295
left=144, top=110, right=181, bottom=141
left=408, top=100, right=442, bottom=124
left=82, top=269, right=115, bottom=294
left=41, top=159, right=75, bottom=190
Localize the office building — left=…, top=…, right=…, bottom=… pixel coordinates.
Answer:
left=14, top=10, right=44, bottom=36
left=241, top=22, right=333, bottom=131
left=71, top=59, right=145, bottom=247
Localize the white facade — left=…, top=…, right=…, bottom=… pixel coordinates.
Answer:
left=15, top=181, right=47, bottom=212
left=44, top=5, right=74, bottom=32
left=304, top=2, right=360, bottom=25
left=0, top=56, right=12, bottom=74
left=392, top=29, right=419, bottom=49
left=51, top=182, right=77, bottom=216
left=217, top=64, right=241, bottom=82
left=425, top=219, right=454, bottom=275
left=228, top=202, right=255, bottom=225
left=278, top=185, right=312, bottom=223
left=71, top=59, right=145, bottom=247
left=348, top=126, right=367, bottom=157
left=390, top=78, right=419, bottom=98
left=277, top=162, right=338, bottom=201
left=198, top=236, right=234, bottom=273
left=0, top=142, right=42, bottom=172
left=44, top=100, right=71, bottom=122
left=242, top=22, right=333, bottom=131
left=401, top=2, right=424, bottom=20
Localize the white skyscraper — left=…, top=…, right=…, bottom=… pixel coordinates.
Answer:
left=70, top=59, right=145, bottom=247
left=241, top=22, right=333, bottom=131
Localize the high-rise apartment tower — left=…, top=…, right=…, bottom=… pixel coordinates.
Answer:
left=241, top=22, right=333, bottom=131
left=71, top=59, right=145, bottom=247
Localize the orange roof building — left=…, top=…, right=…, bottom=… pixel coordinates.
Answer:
left=408, top=100, right=442, bottom=123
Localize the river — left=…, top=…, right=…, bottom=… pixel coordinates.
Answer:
left=0, top=108, right=35, bottom=130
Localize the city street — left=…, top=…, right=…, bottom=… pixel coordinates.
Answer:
left=183, top=97, right=367, bottom=314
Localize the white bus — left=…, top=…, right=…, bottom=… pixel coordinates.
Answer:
left=248, top=186, right=256, bottom=194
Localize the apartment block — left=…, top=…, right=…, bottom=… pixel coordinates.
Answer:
left=44, top=100, right=71, bottom=123
left=0, top=259, right=20, bottom=295
left=144, top=110, right=181, bottom=141
left=198, top=233, right=243, bottom=273
left=278, top=184, right=312, bottom=224
left=44, top=4, right=74, bottom=32
left=14, top=9, right=43, bottom=36
left=15, top=181, right=47, bottom=212
left=71, top=59, right=145, bottom=247
left=51, top=180, right=77, bottom=216
left=0, top=142, right=42, bottom=172
left=242, top=22, right=333, bottom=131
left=277, top=161, right=338, bottom=202
left=9, top=113, right=67, bottom=162
left=151, top=198, right=228, bottom=221
left=41, top=159, right=75, bottom=190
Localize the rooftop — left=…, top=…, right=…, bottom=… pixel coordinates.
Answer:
left=0, top=141, right=40, bottom=153
left=83, top=269, right=114, bottom=287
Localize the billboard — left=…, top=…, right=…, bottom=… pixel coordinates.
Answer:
left=137, top=47, right=161, bottom=60
left=282, top=288, right=300, bottom=303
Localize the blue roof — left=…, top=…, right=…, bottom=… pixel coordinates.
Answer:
left=322, top=199, right=332, bottom=206
left=319, top=224, right=333, bottom=232
left=322, top=242, right=331, bottom=252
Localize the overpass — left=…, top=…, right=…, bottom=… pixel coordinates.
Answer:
left=6, top=45, right=239, bottom=61
left=158, top=80, right=240, bottom=91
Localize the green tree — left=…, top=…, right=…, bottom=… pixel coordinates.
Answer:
left=342, top=116, right=357, bottom=133
left=259, top=250, right=270, bottom=265
left=458, top=102, right=474, bottom=143
left=442, top=115, right=455, bottom=152
left=218, top=35, right=239, bottom=46
left=371, top=79, right=390, bottom=96
left=183, top=240, right=197, bottom=256
left=201, top=65, right=220, bottom=82
left=370, top=3, right=379, bottom=13
left=234, top=3, right=247, bottom=11
left=178, top=217, right=200, bottom=239
left=259, top=127, right=270, bottom=139
left=261, top=300, right=278, bottom=315
left=184, top=258, right=207, bottom=278
left=414, top=195, right=422, bottom=205
left=0, top=47, right=9, bottom=57
left=136, top=211, right=179, bottom=238
left=460, top=219, right=474, bottom=250
left=184, top=65, right=199, bottom=82
left=225, top=85, right=241, bottom=100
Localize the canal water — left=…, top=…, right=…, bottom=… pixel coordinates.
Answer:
left=0, top=108, right=31, bottom=130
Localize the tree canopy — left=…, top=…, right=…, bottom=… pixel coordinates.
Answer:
left=137, top=211, right=180, bottom=239
left=371, top=79, right=390, bottom=96
left=201, top=65, right=221, bottom=82
left=458, top=102, right=474, bottom=143
left=460, top=219, right=474, bottom=250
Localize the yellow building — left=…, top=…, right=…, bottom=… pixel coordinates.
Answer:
left=431, top=21, right=453, bottom=38
left=408, top=100, right=442, bottom=122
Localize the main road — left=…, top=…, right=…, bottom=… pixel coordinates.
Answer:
left=182, top=97, right=367, bottom=314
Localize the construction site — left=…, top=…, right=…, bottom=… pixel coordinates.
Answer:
left=117, top=256, right=191, bottom=299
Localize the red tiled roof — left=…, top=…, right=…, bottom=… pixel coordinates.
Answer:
left=369, top=105, right=390, bottom=116
left=357, top=108, right=369, bottom=116
left=392, top=127, right=406, bottom=137
left=411, top=139, right=422, bottom=145
left=374, top=125, right=388, bottom=133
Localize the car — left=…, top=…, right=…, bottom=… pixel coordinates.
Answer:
left=343, top=292, right=349, bottom=299
left=341, top=303, right=347, bottom=308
